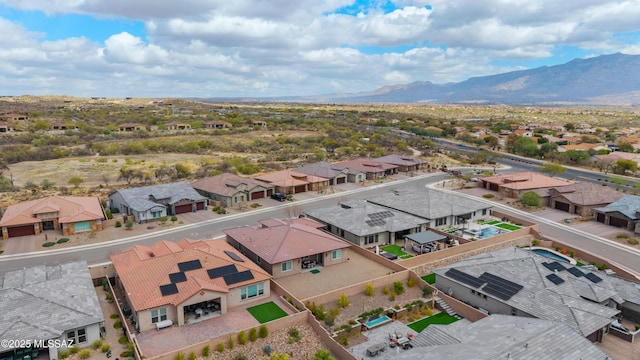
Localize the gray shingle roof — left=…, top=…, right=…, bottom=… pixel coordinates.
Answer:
left=404, top=230, right=447, bottom=244
left=0, top=261, right=103, bottom=350
left=399, top=315, right=611, bottom=360
left=551, top=182, right=625, bottom=206
left=373, top=154, right=428, bottom=167
left=434, top=248, right=627, bottom=337
left=295, top=161, right=348, bottom=179
left=368, top=188, right=492, bottom=220
left=593, top=194, right=640, bottom=220
left=305, top=200, right=428, bottom=236
left=114, top=182, right=206, bottom=212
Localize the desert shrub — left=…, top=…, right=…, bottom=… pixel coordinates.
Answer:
left=101, top=343, right=111, bottom=353
left=382, top=285, right=390, bottom=295
left=69, top=346, right=80, bottom=354
left=113, top=321, right=122, bottom=329
left=389, top=293, right=396, bottom=301
left=233, top=355, right=247, bottom=360
left=227, top=337, right=235, bottom=350
left=364, top=283, right=375, bottom=297
left=202, top=345, right=210, bottom=357
left=110, top=313, right=118, bottom=319
left=188, top=351, right=196, bottom=360
left=79, top=350, right=91, bottom=360
left=238, top=330, right=247, bottom=345
left=175, top=352, right=184, bottom=360
left=115, top=221, right=122, bottom=228
left=92, top=339, right=104, bottom=349
left=393, top=281, right=405, bottom=295
left=160, top=215, right=168, bottom=223
left=171, top=215, right=178, bottom=222
left=423, top=286, right=433, bottom=296
left=597, top=263, right=607, bottom=271
left=531, top=239, right=538, bottom=246
left=407, top=277, right=417, bottom=288
left=57, top=238, right=70, bottom=243
left=42, top=242, right=56, bottom=247
left=249, top=327, right=258, bottom=342
left=118, top=336, right=128, bottom=344
left=125, top=219, right=134, bottom=229
left=338, top=293, right=350, bottom=308
left=58, top=350, right=70, bottom=359
left=313, top=349, right=334, bottom=360
left=216, top=343, right=225, bottom=353
left=259, top=324, right=269, bottom=338
left=288, top=327, right=301, bottom=343
left=324, top=314, right=335, bottom=327
left=482, top=193, right=495, bottom=198
left=330, top=307, right=340, bottom=317
left=569, top=250, right=576, bottom=258
left=627, top=238, right=639, bottom=245
left=616, top=233, right=630, bottom=239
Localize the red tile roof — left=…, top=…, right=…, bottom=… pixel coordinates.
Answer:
left=224, top=218, right=350, bottom=264
left=110, top=239, right=271, bottom=312
left=191, top=173, right=273, bottom=197
left=482, top=171, right=572, bottom=190
left=0, top=196, right=105, bottom=227
left=255, top=169, right=328, bottom=187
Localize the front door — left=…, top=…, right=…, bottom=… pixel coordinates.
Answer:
left=42, top=220, right=55, bottom=231
left=316, top=253, right=323, bottom=266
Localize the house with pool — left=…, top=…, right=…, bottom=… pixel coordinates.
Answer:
left=433, top=247, right=640, bottom=343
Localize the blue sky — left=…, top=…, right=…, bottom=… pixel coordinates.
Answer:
left=0, top=0, right=638, bottom=98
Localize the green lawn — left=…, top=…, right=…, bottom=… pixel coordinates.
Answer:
left=382, top=244, right=413, bottom=259
left=495, top=223, right=521, bottom=231
left=485, top=220, right=500, bottom=225
left=421, top=273, right=437, bottom=285
left=407, top=312, right=461, bottom=333
left=247, top=302, right=288, bottom=324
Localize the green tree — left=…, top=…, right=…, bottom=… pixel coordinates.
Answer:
left=506, top=136, right=538, bottom=157
left=614, top=159, right=638, bottom=175
left=484, top=135, right=499, bottom=149
left=616, top=141, right=634, bottom=153
left=313, top=350, right=334, bottom=360
left=520, top=191, right=541, bottom=207
left=561, top=150, right=590, bottom=164
left=539, top=163, right=566, bottom=177
left=68, top=176, right=84, bottom=188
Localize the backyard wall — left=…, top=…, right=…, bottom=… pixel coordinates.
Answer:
left=434, top=291, right=488, bottom=322
left=303, top=270, right=410, bottom=304
left=347, top=244, right=408, bottom=273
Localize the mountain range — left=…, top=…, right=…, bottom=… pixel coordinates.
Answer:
left=204, top=53, right=640, bottom=105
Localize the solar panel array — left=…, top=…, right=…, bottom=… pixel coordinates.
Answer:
left=160, top=283, right=179, bottom=296
left=445, top=268, right=484, bottom=288
left=584, top=273, right=603, bottom=283
left=207, top=264, right=238, bottom=279
left=224, top=250, right=245, bottom=262
left=223, top=270, right=255, bottom=285
left=368, top=211, right=394, bottom=220
left=542, top=261, right=566, bottom=272
left=567, top=267, right=585, bottom=277
left=178, top=259, right=203, bottom=272
left=169, top=272, right=187, bottom=283
left=366, top=219, right=387, bottom=227
left=479, top=272, right=524, bottom=301
left=546, top=273, right=565, bottom=285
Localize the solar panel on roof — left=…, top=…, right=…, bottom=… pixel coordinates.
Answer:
left=207, top=264, right=238, bottom=279
left=224, top=250, right=245, bottom=262
left=584, top=273, right=603, bottom=283
left=366, top=219, right=386, bottom=227
left=479, top=272, right=523, bottom=300
left=160, top=283, right=178, bottom=296
left=445, top=268, right=484, bottom=288
left=483, top=284, right=512, bottom=301
left=542, top=261, right=566, bottom=272
left=223, top=270, right=254, bottom=285
left=567, top=267, right=584, bottom=277
left=169, top=272, right=187, bottom=283
left=178, top=259, right=203, bottom=272
left=546, top=273, right=565, bottom=285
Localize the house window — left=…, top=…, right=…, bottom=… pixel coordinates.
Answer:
left=151, top=308, right=167, bottom=323
left=332, top=249, right=341, bottom=260
left=281, top=260, right=292, bottom=272
left=482, top=209, right=487, bottom=216
left=435, top=217, right=447, bottom=226
left=339, top=229, right=345, bottom=237
left=256, top=256, right=261, bottom=264
left=511, top=307, right=517, bottom=316
left=241, top=283, right=265, bottom=300
left=66, top=328, right=87, bottom=345
left=152, top=211, right=162, bottom=218
left=364, top=234, right=378, bottom=244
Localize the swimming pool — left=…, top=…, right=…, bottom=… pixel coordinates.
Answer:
left=531, top=248, right=573, bottom=264
left=364, top=315, right=392, bottom=329
left=480, top=227, right=499, bottom=238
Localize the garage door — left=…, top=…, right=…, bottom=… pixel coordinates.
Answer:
left=596, top=213, right=605, bottom=223
left=196, top=202, right=205, bottom=210
left=8, top=225, right=36, bottom=237
left=267, top=189, right=273, bottom=196
left=251, top=191, right=265, bottom=200
left=294, top=185, right=306, bottom=193
left=336, top=177, right=346, bottom=184
left=554, top=202, right=570, bottom=212
left=609, top=217, right=628, bottom=228
left=174, top=204, right=193, bottom=214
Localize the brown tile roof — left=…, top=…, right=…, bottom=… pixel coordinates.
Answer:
left=334, top=158, right=398, bottom=173
left=110, top=239, right=271, bottom=312
left=191, top=173, right=273, bottom=197
left=0, top=196, right=105, bottom=227
left=482, top=172, right=572, bottom=190
left=374, top=154, right=428, bottom=167
left=255, top=169, right=328, bottom=187
left=551, top=182, right=626, bottom=206
left=224, top=218, right=350, bottom=264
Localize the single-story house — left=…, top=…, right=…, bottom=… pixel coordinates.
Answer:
left=305, top=200, right=429, bottom=248
left=108, top=182, right=207, bottom=223
left=0, top=261, right=103, bottom=360
left=549, top=182, right=625, bottom=218
left=203, top=121, right=232, bottom=129
left=0, top=123, right=14, bottom=133
left=224, top=217, right=351, bottom=278
left=254, top=170, right=329, bottom=195
left=0, top=196, right=106, bottom=239
left=111, top=239, right=272, bottom=332
left=191, top=173, right=274, bottom=207
left=480, top=171, right=572, bottom=200
left=165, top=121, right=191, bottom=130
left=367, top=188, right=493, bottom=229
left=434, top=247, right=635, bottom=343
left=374, top=154, right=429, bottom=173
left=295, top=161, right=349, bottom=186
left=593, top=195, right=640, bottom=234
left=334, top=158, right=398, bottom=180
left=0, top=113, right=28, bottom=121
left=117, top=123, right=145, bottom=132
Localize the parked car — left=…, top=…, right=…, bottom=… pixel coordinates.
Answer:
left=270, top=193, right=286, bottom=202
